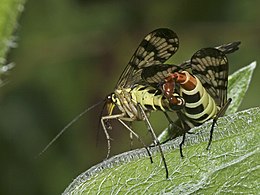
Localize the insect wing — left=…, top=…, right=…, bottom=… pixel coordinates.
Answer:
left=116, top=28, right=179, bottom=88
left=190, top=48, right=229, bottom=107
left=215, top=41, right=241, bottom=55
left=141, top=64, right=182, bottom=87
left=176, top=42, right=240, bottom=71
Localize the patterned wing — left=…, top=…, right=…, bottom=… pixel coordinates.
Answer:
left=116, top=28, right=179, bottom=88
left=215, top=41, right=241, bottom=54
left=190, top=48, right=229, bottom=107
left=141, top=64, right=184, bottom=87
left=141, top=41, right=240, bottom=88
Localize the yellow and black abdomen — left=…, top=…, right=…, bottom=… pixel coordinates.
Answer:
left=180, top=76, right=218, bottom=124
left=130, top=85, right=175, bottom=112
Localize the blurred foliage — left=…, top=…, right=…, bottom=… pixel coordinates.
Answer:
left=0, top=0, right=23, bottom=63
left=0, top=0, right=25, bottom=85
left=0, top=0, right=259, bottom=194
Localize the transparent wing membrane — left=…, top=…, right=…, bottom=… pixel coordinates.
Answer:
left=116, top=28, right=179, bottom=88
left=190, top=48, right=228, bottom=107
left=140, top=42, right=240, bottom=88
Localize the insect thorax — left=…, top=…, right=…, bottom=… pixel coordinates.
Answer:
left=113, top=85, right=178, bottom=121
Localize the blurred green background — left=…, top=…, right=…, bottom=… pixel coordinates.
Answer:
left=1, top=0, right=259, bottom=194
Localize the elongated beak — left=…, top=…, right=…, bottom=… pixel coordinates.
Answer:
left=106, top=102, right=115, bottom=115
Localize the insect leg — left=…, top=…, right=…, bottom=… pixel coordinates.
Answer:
left=179, top=133, right=186, bottom=158
left=207, top=98, right=232, bottom=150
left=164, top=112, right=184, bottom=133
left=176, top=111, right=194, bottom=157
left=138, top=104, right=169, bottom=179
left=101, top=113, right=125, bottom=159
left=129, top=125, right=134, bottom=149
left=118, top=119, right=153, bottom=164
left=149, top=112, right=185, bottom=145
left=163, top=112, right=174, bottom=123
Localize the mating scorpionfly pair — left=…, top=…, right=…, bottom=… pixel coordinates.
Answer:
left=102, top=28, right=240, bottom=178
left=40, top=28, right=240, bottom=179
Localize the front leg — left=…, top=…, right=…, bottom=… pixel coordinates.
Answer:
left=118, top=119, right=153, bottom=164
left=101, top=113, right=125, bottom=159
left=138, top=103, right=169, bottom=179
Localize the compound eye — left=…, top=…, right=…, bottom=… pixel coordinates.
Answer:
left=110, top=93, right=118, bottom=103
left=106, top=93, right=114, bottom=103
left=106, top=93, right=118, bottom=105
left=111, top=93, right=117, bottom=102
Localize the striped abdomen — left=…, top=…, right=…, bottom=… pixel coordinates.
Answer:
left=130, top=85, right=182, bottom=112
left=179, top=72, right=218, bottom=124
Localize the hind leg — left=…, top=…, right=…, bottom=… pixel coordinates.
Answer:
left=207, top=98, right=232, bottom=150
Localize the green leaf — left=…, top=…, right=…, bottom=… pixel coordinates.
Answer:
left=157, top=61, right=257, bottom=143
left=0, top=0, right=26, bottom=85
left=226, top=61, right=256, bottom=115
left=63, top=107, right=260, bottom=194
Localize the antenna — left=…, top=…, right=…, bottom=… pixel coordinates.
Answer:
left=37, top=100, right=104, bottom=157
